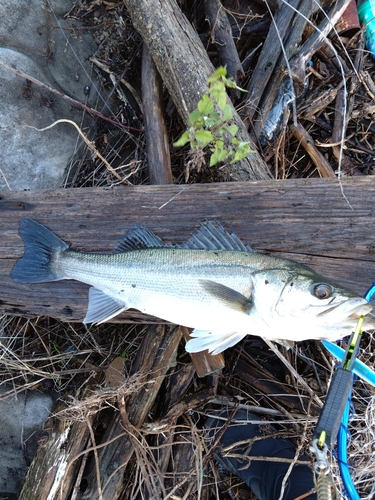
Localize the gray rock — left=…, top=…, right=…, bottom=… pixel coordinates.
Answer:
left=0, top=49, right=78, bottom=190
left=0, top=387, right=54, bottom=497
left=0, top=0, right=101, bottom=190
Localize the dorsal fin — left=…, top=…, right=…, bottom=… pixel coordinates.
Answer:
left=113, top=221, right=252, bottom=253
left=177, top=220, right=253, bottom=252
left=113, top=225, right=171, bottom=253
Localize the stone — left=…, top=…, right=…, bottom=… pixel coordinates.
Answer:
left=0, top=386, right=54, bottom=498
left=0, top=0, right=101, bottom=190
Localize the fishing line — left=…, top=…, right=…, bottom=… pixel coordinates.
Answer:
left=316, top=284, right=375, bottom=499
left=336, top=284, right=375, bottom=499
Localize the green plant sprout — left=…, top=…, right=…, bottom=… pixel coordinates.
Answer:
left=174, top=66, right=252, bottom=166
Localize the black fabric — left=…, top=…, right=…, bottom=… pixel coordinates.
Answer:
left=206, top=410, right=317, bottom=500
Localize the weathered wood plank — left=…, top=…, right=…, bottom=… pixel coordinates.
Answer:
left=1, top=178, right=375, bottom=322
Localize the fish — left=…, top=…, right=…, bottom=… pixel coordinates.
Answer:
left=11, top=218, right=374, bottom=355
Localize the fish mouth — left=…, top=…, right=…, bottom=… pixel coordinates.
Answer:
left=317, top=298, right=374, bottom=328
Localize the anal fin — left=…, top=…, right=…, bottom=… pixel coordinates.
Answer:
left=83, top=287, right=128, bottom=324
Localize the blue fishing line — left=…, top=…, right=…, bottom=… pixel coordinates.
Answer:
left=336, top=284, right=375, bottom=499
left=364, top=283, right=375, bottom=302
left=337, top=395, right=360, bottom=500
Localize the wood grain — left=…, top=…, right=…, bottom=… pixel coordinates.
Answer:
left=2, top=177, right=375, bottom=322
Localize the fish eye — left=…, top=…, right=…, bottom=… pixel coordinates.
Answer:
left=313, top=283, right=333, bottom=299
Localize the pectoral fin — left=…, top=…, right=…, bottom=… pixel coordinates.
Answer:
left=200, top=280, right=253, bottom=313
left=84, top=288, right=128, bottom=324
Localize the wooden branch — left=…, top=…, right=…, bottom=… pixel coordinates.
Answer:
left=141, top=45, right=173, bottom=185
left=289, top=0, right=352, bottom=87
left=19, top=400, right=92, bottom=500
left=2, top=178, right=375, bottom=324
left=123, top=0, right=271, bottom=181
left=330, top=88, right=359, bottom=174
left=241, top=0, right=311, bottom=127
left=181, top=327, right=224, bottom=378
left=290, top=122, right=336, bottom=178
left=204, top=0, right=244, bottom=83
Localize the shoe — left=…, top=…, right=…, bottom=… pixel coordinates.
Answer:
left=206, top=409, right=317, bottom=500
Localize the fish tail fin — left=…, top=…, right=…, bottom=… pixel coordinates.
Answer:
left=11, top=218, right=69, bottom=283
left=185, top=329, right=248, bottom=355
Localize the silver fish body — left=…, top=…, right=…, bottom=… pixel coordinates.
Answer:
left=11, top=218, right=373, bottom=354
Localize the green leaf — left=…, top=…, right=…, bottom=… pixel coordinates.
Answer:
left=173, top=130, right=191, bottom=148
left=216, top=91, right=227, bottom=110
left=231, top=143, right=252, bottom=163
left=204, top=117, right=217, bottom=128
left=195, top=129, right=214, bottom=148
left=189, top=109, right=203, bottom=126
left=210, top=145, right=229, bottom=166
left=227, top=124, right=238, bottom=136
left=209, top=151, right=220, bottom=167
left=198, top=94, right=214, bottom=115
left=210, top=81, right=227, bottom=110
left=207, top=66, right=227, bottom=83
left=223, top=104, right=233, bottom=121
left=238, top=141, right=252, bottom=149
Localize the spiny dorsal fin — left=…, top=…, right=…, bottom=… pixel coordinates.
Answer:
left=113, top=221, right=252, bottom=253
left=178, top=220, right=253, bottom=252
left=200, top=280, right=253, bottom=313
left=113, top=225, right=171, bottom=253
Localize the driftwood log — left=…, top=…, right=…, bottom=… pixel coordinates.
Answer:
left=2, top=177, right=375, bottom=322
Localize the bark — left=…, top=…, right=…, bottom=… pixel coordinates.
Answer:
left=19, top=400, right=92, bottom=500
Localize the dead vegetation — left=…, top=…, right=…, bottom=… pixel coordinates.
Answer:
left=2, top=0, right=375, bottom=498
